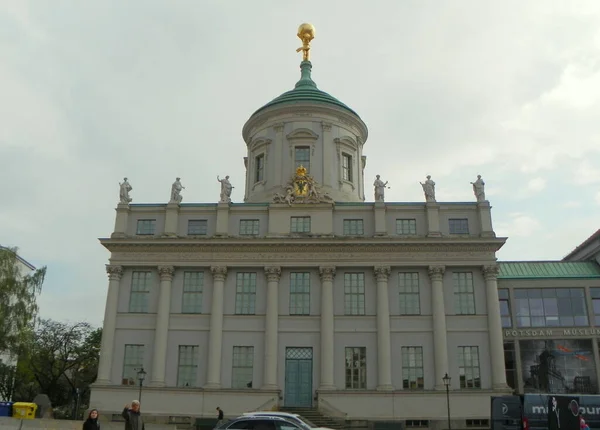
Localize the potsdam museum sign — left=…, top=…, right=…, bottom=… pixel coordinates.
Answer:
left=504, top=328, right=600, bottom=338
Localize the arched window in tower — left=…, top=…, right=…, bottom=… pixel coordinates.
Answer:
left=294, top=146, right=310, bottom=172
left=342, top=153, right=353, bottom=182
left=255, top=154, right=265, bottom=183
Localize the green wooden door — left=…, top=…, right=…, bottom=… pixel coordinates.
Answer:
left=284, top=347, right=313, bottom=407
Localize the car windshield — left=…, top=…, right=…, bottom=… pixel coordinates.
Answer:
left=295, top=417, right=318, bottom=429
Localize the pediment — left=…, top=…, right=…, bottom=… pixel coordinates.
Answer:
left=286, top=128, right=319, bottom=141
left=250, top=137, right=272, bottom=151
left=334, top=136, right=358, bottom=147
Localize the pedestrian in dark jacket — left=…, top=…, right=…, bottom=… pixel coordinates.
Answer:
left=122, top=401, right=144, bottom=430
left=83, top=409, right=100, bottom=430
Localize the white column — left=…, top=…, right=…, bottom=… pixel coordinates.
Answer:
left=429, top=265, right=449, bottom=390
left=205, top=266, right=227, bottom=388
left=96, top=265, right=123, bottom=384
left=263, top=266, right=281, bottom=389
left=374, top=266, right=393, bottom=390
left=483, top=265, right=509, bottom=389
left=319, top=266, right=336, bottom=390
left=150, top=265, right=174, bottom=387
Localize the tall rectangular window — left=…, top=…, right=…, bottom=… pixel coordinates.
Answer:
left=515, top=288, right=588, bottom=327
left=344, top=273, right=365, bottom=315
left=235, top=273, right=257, bottom=315
left=294, top=146, right=310, bottom=171
left=499, top=289, right=511, bottom=328
left=129, top=271, right=152, bottom=313
left=504, top=341, right=517, bottom=390
left=291, top=216, right=311, bottom=233
left=122, top=344, right=144, bottom=384
left=289, top=272, right=310, bottom=315
left=343, top=219, right=364, bottom=236
left=449, top=218, right=469, bottom=234
left=342, top=153, right=353, bottom=181
left=458, top=346, right=481, bottom=388
left=589, top=288, right=600, bottom=325
left=402, top=346, right=424, bottom=389
left=453, top=272, right=475, bottom=315
left=398, top=273, right=420, bottom=315
left=396, top=219, right=417, bottom=235
left=232, top=346, right=254, bottom=389
left=177, top=345, right=198, bottom=387
left=239, top=219, right=260, bottom=236
left=182, top=272, right=203, bottom=314
left=255, top=154, right=265, bottom=183
left=136, top=219, right=156, bottom=235
left=187, top=220, right=207, bottom=235
left=345, top=347, right=367, bottom=389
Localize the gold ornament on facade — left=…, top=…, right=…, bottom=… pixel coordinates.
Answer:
left=296, top=23, right=315, bottom=61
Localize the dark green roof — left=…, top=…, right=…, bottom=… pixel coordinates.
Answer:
left=498, top=261, right=600, bottom=279
left=251, top=61, right=359, bottom=117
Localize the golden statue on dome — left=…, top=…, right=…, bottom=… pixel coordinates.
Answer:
left=296, top=23, right=315, bottom=61
left=273, top=165, right=334, bottom=206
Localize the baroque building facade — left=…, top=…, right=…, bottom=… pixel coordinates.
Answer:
left=91, top=31, right=512, bottom=427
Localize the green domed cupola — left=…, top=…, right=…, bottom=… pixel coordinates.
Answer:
left=252, top=60, right=360, bottom=117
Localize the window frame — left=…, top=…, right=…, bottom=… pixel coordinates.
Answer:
left=182, top=271, right=204, bottom=314
left=515, top=287, right=588, bottom=328
left=343, top=219, right=364, bottom=236
left=294, top=146, right=311, bottom=172
left=458, top=346, right=481, bottom=389
left=235, top=272, right=257, bottom=315
left=239, top=219, right=260, bottom=236
left=453, top=272, right=476, bottom=315
left=289, top=272, right=310, bottom=315
left=129, top=271, right=152, bottom=313
left=255, top=153, right=265, bottom=183
left=136, top=219, right=156, bottom=235
left=398, top=272, right=421, bottom=315
left=122, top=344, right=144, bottom=384
left=345, top=346, right=367, bottom=389
left=187, top=219, right=208, bottom=236
left=449, top=218, right=469, bottom=235
left=232, top=346, right=254, bottom=389
left=342, top=153, right=353, bottom=182
left=401, top=346, right=424, bottom=389
left=177, top=345, right=198, bottom=387
left=396, top=219, right=417, bottom=236
left=344, top=273, right=366, bottom=316
left=291, top=216, right=311, bottom=233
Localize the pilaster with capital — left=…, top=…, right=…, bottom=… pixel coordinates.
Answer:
left=374, top=266, right=393, bottom=390
left=97, top=265, right=124, bottom=384
left=319, top=266, right=336, bottom=390
left=272, top=123, right=285, bottom=187
left=263, top=266, right=282, bottom=389
left=322, top=122, right=333, bottom=188
left=483, top=264, right=508, bottom=389
left=151, top=265, right=175, bottom=387
left=429, top=265, right=449, bottom=390
left=205, top=266, right=228, bottom=388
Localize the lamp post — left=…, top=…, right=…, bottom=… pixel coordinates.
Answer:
left=136, top=368, right=147, bottom=402
left=442, top=373, right=452, bottom=430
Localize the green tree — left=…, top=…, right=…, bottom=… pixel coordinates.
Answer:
left=0, top=246, right=46, bottom=354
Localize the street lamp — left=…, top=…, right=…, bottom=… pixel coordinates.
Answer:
left=442, top=373, right=452, bottom=430
left=136, top=368, right=147, bottom=402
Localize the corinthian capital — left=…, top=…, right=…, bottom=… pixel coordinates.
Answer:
left=482, top=264, right=500, bottom=280
left=428, top=265, right=445, bottom=281
left=374, top=266, right=391, bottom=282
left=106, top=265, right=123, bottom=281
left=264, top=266, right=282, bottom=282
left=210, top=266, right=228, bottom=282
left=319, top=266, right=336, bottom=282
left=158, top=266, right=175, bottom=280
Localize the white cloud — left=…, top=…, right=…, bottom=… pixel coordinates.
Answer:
left=563, top=201, right=582, bottom=208
left=496, top=213, right=542, bottom=238
left=526, top=177, right=547, bottom=193
left=596, top=191, right=600, bottom=205
left=572, top=160, right=600, bottom=185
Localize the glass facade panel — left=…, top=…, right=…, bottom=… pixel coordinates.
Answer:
left=398, top=272, right=420, bottom=315
left=294, top=147, right=310, bottom=171
left=232, top=346, right=254, bottom=389
left=515, top=288, right=588, bottom=328
left=402, top=346, right=424, bottom=389
left=239, top=220, right=259, bottom=236
left=458, top=346, right=481, bottom=388
left=504, top=341, right=517, bottom=389
left=182, top=272, right=203, bottom=314
left=344, top=273, right=365, bottom=315
left=177, top=345, right=198, bottom=387
left=343, top=219, right=364, bottom=236
left=289, top=272, right=310, bottom=315
left=396, top=219, right=417, bottom=235
left=187, top=220, right=207, bottom=235
left=499, top=288, right=511, bottom=328
left=129, top=271, right=152, bottom=313
left=453, top=272, right=476, bottom=315
left=520, top=339, right=597, bottom=394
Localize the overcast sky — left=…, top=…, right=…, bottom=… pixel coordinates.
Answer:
left=2, top=1, right=600, bottom=327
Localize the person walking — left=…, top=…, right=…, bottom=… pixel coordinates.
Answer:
left=83, top=409, right=100, bottom=430
left=216, top=407, right=224, bottom=427
left=122, top=401, right=145, bottom=430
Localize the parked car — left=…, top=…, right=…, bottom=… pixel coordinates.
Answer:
left=242, top=412, right=323, bottom=430
left=215, top=415, right=330, bottom=430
